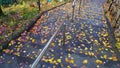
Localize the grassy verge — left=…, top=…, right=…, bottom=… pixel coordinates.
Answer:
left=0, top=0, right=67, bottom=49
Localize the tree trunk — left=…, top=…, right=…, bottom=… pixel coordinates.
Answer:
left=0, top=7, right=4, bottom=16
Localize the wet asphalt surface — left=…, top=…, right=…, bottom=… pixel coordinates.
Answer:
left=0, top=0, right=120, bottom=68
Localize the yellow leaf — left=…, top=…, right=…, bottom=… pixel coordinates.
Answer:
left=70, top=59, right=74, bottom=64
left=57, top=59, right=61, bottom=63
left=90, top=47, right=93, bottom=50
left=103, top=54, right=107, bottom=59
left=94, top=40, right=98, bottom=45
left=32, top=39, right=35, bottom=43
left=49, top=58, right=54, bottom=63
left=41, top=39, right=47, bottom=44
left=58, top=39, right=62, bottom=43
left=66, top=35, right=72, bottom=40
left=68, top=54, right=71, bottom=58
left=68, top=48, right=71, bottom=51
left=74, top=48, right=77, bottom=50
left=17, top=48, right=20, bottom=51
left=81, top=32, right=85, bottom=36
left=53, top=60, right=57, bottom=64
left=82, top=59, right=88, bottom=65
left=99, top=48, right=102, bottom=51
left=52, top=54, right=54, bottom=57
left=51, top=42, right=55, bottom=47
left=85, top=47, right=88, bottom=50
left=88, top=52, right=94, bottom=56
left=67, top=65, right=71, bottom=68
left=116, top=43, right=120, bottom=49
left=95, top=60, right=102, bottom=65
left=14, top=52, right=20, bottom=56
left=44, top=59, right=48, bottom=62
left=103, top=33, right=108, bottom=37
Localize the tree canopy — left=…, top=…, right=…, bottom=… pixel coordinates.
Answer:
left=0, top=0, right=17, bottom=5
left=0, top=0, right=17, bottom=15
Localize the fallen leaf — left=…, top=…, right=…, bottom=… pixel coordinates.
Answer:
left=57, top=59, right=61, bottom=63
left=82, top=59, right=88, bottom=65
left=32, top=39, right=35, bottom=43
left=103, top=54, right=107, bottom=59
left=95, top=60, right=102, bottom=65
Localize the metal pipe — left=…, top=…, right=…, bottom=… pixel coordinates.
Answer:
left=72, top=0, right=76, bottom=22
left=31, top=20, right=63, bottom=68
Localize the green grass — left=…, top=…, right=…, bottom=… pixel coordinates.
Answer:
left=0, top=0, right=38, bottom=45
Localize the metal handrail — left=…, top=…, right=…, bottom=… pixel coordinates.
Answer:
left=31, top=1, right=77, bottom=68
left=72, top=0, right=76, bottom=21
left=31, top=19, right=63, bottom=68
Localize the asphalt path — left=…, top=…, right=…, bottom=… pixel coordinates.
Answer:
left=0, top=0, right=120, bottom=68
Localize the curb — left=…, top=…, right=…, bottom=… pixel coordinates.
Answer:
left=0, top=2, right=68, bottom=51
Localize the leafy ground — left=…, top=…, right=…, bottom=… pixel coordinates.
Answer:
left=0, top=0, right=120, bottom=68
left=0, top=0, right=66, bottom=48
